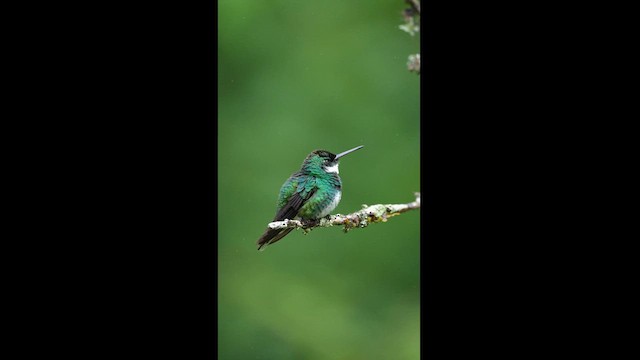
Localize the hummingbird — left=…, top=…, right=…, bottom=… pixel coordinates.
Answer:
left=256, top=145, right=364, bottom=251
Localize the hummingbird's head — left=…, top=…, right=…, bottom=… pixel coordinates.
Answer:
left=302, top=146, right=364, bottom=175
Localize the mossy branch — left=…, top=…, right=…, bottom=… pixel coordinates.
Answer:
left=267, top=192, right=420, bottom=233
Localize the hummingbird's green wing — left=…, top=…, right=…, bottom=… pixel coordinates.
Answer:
left=273, top=188, right=316, bottom=221
left=273, top=175, right=317, bottom=221
left=256, top=176, right=317, bottom=250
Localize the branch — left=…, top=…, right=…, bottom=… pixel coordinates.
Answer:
left=267, top=192, right=420, bottom=233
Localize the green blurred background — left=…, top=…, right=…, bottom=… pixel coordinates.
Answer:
left=218, top=1, right=420, bottom=359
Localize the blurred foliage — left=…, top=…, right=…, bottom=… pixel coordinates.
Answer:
left=219, top=1, right=420, bottom=359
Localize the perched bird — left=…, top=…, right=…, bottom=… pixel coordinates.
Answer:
left=256, top=145, right=364, bottom=251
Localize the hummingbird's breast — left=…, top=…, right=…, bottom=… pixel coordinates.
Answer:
left=317, top=190, right=341, bottom=218
left=296, top=174, right=342, bottom=220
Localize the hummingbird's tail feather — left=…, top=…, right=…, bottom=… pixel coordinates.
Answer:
left=256, top=227, right=294, bottom=251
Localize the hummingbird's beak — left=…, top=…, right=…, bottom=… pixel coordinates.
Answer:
left=335, top=145, right=364, bottom=160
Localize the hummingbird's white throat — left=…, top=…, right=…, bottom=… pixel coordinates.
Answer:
left=324, top=163, right=339, bottom=174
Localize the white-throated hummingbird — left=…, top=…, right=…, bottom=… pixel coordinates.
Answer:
left=256, top=145, right=364, bottom=251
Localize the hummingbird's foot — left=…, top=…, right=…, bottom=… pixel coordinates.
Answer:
left=301, top=218, right=320, bottom=229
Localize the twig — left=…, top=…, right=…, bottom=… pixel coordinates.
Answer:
left=267, top=192, right=420, bottom=233
left=405, top=0, right=421, bottom=15
left=407, top=54, right=420, bottom=74
left=399, top=0, right=421, bottom=74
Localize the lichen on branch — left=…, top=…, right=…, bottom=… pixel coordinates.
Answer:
left=267, top=192, right=420, bottom=233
